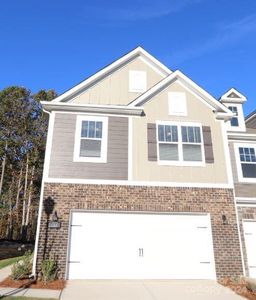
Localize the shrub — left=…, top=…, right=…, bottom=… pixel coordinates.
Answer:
left=41, top=258, right=58, bottom=283
left=11, top=251, right=33, bottom=280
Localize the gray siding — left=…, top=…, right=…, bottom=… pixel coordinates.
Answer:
left=246, top=115, right=256, bottom=129
left=49, top=113, right=128, bottom=180
left=229, top=142, right=256, bottom=198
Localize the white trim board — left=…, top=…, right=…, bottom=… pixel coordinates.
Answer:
left=52, top=47, right=172, bottom=103
left=220, top=88, right=247, bottom=104
left=44, top=177, right=233, bottom=189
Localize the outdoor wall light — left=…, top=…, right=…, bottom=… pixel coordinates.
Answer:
left=222, top=214, right=228, bottom=225
left=48, top=210, right=61, bottom=229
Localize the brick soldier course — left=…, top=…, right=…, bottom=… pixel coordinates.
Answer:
left=36, top=183, right=244, bottom=279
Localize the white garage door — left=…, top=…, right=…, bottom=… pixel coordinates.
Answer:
left=67, top=212, right=216, bottom=279
left=243, top=221, right=256, bottom=278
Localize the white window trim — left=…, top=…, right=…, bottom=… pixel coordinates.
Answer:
left=73, top=115, right=108, bottom=163
left=156, top=121, right=205, bottom=167
left=129, top=70, right=147, bottom=93
left=227, top=104, right=246, bottom=132
left=168, top=92, right=187, bottom=116
left=234, top=143, right=256, bottom=183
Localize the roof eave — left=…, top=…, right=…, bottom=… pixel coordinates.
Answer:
left=41, top=101, right=144, bottom=116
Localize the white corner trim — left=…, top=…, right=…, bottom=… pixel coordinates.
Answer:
left=128, top=117, right=133, bottom=181
left=51, top=46, right=171, bottom=103
left=73, top=115, right=108, bottom=163
left=42, top=111, right=55, bottom=180
left=221, top=121, right=234, bottom=187
left=234, top=143, right=256, bottom=183
left=44, top=177, right=233, bottom=189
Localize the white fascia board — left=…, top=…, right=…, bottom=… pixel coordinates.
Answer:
left=129, top=70, right=233, bottom=120
left=51, top=47, right=172, bottom=103
left=246, top=111, right=256, bottom=123
left=220, top=88, right=247, bottom=104
left=41, top=101, right=144, bottom=116
left=228, top=133, right=256, bottom=141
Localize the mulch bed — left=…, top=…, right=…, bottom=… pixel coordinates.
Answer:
left=220, top=277, right=256, bottom=300
left=0, top=276, right=66, bottom=290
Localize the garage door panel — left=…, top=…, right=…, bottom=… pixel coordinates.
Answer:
left=68, top=212, right=216, bottom=279
left=243, top=221, right=256, bottom=278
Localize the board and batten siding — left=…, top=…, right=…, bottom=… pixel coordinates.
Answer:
left=48, top=113, right=128, bottom=180
left=229, top=141, right=256, bottom=197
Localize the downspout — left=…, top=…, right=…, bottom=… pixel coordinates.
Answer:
left=32, top=108, right=52, bottom=277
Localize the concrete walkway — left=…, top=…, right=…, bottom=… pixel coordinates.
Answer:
left=0, top=265, right=61, bottom=299
left=61, top=280, right=245, bottom=300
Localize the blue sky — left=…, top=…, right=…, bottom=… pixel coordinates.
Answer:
left=0, top=0, right=255, bottom=115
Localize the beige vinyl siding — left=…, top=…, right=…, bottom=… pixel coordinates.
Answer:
left=48, top=113, right=128, bottom=180
left=229, top=141, right=256, bottom=197
left=132, top=80, right=229, bottom=184
left=71, top=56, right=163, bottom=106
left=246, top=116, right=256, bottom=129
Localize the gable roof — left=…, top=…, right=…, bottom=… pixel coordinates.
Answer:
left=52, top=46, right=172, bottom=103
left=220, top=88, right=247, bottom=104
left=128, top=70, right=233, bottom=120
left=246, top=109, right=256, bottom=122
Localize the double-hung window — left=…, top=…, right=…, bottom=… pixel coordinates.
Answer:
left=236, top=144, right=256, bottom=181
left=157, top=122, right=204, bottom=165
left=74, top=116, right=108, bottom=163
left=228, top=106, right=239, bottom=127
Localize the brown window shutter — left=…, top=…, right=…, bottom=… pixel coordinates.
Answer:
left=147, top=123, right=157, bottom=161
left=202, top=126, right=214, bottom=163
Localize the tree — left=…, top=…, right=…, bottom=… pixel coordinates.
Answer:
left=0, top=87, right=57, bottom=241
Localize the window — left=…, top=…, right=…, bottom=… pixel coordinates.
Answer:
left=235, top=144, right=256, bottom=182
left=129, top=71, right=147, bottom=92
left=239, top=147, right=256, bottom=178
left=157, top=122, right=204, bottom=165
left=229, top=106, right=239, bottom=127
left=74, top=116, right=108, bottom=163
left=168, top=92, right=187, bottom=116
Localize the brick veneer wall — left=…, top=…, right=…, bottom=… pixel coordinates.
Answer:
left=36, top=183, right=243, bottom=279
left=237, top=206, right=256, bottom=277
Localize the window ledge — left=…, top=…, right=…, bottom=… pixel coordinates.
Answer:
left=157, top=160, right=206, bottom=167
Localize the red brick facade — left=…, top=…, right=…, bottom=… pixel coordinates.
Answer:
left=36, top=183, right=244, bottom=279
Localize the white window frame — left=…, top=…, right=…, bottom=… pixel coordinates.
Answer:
left=129, top=70, right=147, bottom=93
left=227, top=104, right=246, bottom=132
left=156, top=121, right=205, bottom=167
left=168, top=92, right=187, bottom=116
left=234, top=143, right=256, bottom=183
left=73, top=115, right=108, bottom=163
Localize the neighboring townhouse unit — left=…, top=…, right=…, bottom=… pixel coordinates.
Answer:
left=220, top=91, right=256, bottom=278
left=33, top=47, right=247, bottom=281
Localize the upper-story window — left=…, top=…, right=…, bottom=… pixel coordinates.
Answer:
left=235, top=144, right=256, bottom=182
left=129, top=71, right=147, bottom=92
left=168, top=92, right=187, bottom=116
left=157, top=122, right=204, bottom=165
left=74, top=116, right=108, bottom=163
left=228, top=106, right=239, bottom=127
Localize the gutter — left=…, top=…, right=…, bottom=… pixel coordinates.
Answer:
left=41, top=101, right=144, bottom=116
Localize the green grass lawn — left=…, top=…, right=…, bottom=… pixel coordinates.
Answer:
left=1, top=297, right=57, bottom=300
left=0, top=257, right=22, bottom=270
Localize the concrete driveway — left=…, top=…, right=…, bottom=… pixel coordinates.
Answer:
left=61, top=280, right=244, bottom=300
